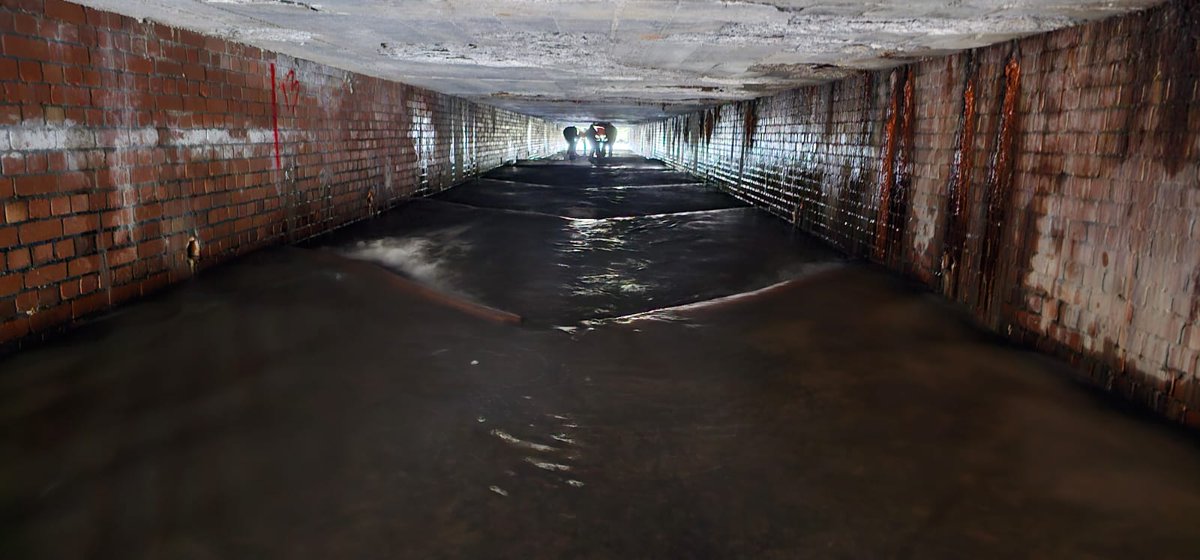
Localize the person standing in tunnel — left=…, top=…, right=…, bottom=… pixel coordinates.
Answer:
left=563, top=125, right=579, bottom=160
left=585, top=122, right=617, bottom=159
left=584, top=124, right=601, bottom=159
left=594, top=121, right=616, bottom=157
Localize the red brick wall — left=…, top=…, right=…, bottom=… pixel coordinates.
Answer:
left=633, top=0, right=1200, bottom=427
left=0, top=0, right=558, bottom=347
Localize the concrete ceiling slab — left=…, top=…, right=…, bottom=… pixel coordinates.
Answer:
left=74, top=0, right=1164, bottom=122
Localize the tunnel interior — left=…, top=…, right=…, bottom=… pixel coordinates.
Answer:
left=6, top=155, right=1200, bottom=558
left=311, top=157, right=840, bottom=325
left=2, top=0, right=1200, bottom=557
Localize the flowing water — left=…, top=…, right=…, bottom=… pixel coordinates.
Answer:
left=313, top=156, right=841, bottom=325
left=2, top=156, right=1199, bottom=559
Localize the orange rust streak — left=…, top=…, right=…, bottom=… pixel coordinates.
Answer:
left=893, top=70, right=915, bottom=257
left=955, top=79, right=977, bottom=223
left=943, top=76, right=977, bottom=282
left=874, top=78, right=901, bottom=261
left=900, top=72, right=915, bottom=151
left=979, top=56, right=1022, bottom=309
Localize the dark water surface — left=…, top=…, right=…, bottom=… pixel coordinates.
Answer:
left=482, top=157, right=700, bottom=188
left=433, top=177, right=744, bottom=218
left=2, top=156, right=1199, bottom=558
left=311, top=156, right=836, bottom=325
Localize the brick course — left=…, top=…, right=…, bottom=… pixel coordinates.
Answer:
left=632, top=0, right=1200, bottom=427
left=0, top=0, right=557, bottom=349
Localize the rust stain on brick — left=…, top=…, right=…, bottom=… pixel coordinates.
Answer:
left=1156, top=1, right=1200, bottom=175
left=539, top=3, right=1200, bottom=428
left=1188, top=267, right=1200, bottom=326
left=0, top=4, right=561, bottom=350
left=941, top=54, right=978, bottom=299
left=823, top=82, right=837, bottom=136
left=1121, top=1, right=1200, bottom=176
left=741, top=99, right=759, bottom=150
left=874, top=67, right=913, bottom=263
left=978, top=54, right=1021, bottom=313
left=701, top=106, right=720, bottom=145
left=874, top=79, right=900, bottom=260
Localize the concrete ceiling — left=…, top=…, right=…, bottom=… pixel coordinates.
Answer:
left=76, top=0, right=1162, bottom=122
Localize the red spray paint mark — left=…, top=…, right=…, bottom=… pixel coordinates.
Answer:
left=270, top=63, right=281, bottom=170
left=280, top=69, right=301, bottom=113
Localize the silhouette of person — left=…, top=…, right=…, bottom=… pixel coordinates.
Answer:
left=593, top=122, right=616, bottom=157
left=563, top=126, right=579, bottom=160
left=585, top=122, right=617, bottom=158
left=584, top=124, right=600, bottom=158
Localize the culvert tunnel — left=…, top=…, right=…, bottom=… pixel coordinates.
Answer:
left=3, top=0, right=1200, bottom=557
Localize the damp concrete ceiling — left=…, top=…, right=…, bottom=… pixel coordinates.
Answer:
left=77, top=0, right=1162, bottom=122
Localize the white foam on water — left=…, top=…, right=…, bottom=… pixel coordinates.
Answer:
left=595, top=261, right=847, bottom=325
left=491, top=429, right=558, bottom=453
left=524, top=458, right=571, bottom=472
left=338, top=226, right=473, bottom=292
left=341, top=238, right=444, bottom=286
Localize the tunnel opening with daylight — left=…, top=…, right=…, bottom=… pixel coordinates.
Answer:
left=2, top=0, right=1200, bottom=557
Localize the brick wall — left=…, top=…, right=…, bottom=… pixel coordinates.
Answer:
left=0, top=0, right=558, bottom=348
left=632, top=0, right=1200, bottom=427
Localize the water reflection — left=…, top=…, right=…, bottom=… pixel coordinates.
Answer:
left=315, top=160, right=842, bottom=325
